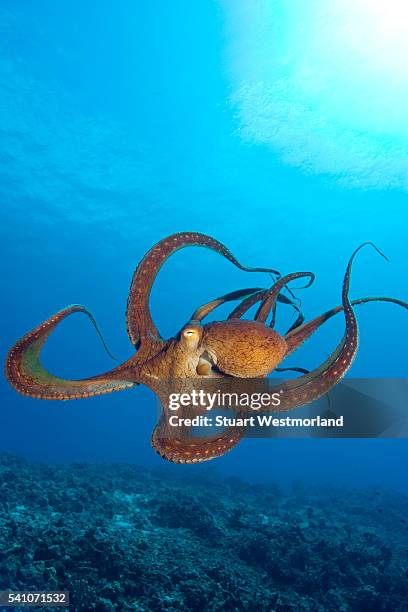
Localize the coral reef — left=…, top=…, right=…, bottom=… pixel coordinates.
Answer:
left=0, top=453, right=407, bottom=611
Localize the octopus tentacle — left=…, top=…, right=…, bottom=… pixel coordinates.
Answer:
left=275, top=366, right=310, bottom=375
left=126, top=232, right=281, bottom=347
left=284, top=296, right=408, bottom=357
left=227, top=287, right=305, bottom=328
left=224, top=291, right=264, bottom=319
left=265, top=243, right=390, bottom=411
left=275, top=366, right=332, bottom=409
left=151, top=414, right=245, bottom=463
left=230, top=293, right=405, bottom=340
left=5, top=305, right=136, bottom=400
left=284, top=308, right=306, bottom=334
left=191, top=288, right=263, bottom=322
left=255, top=272, right=315, bottom=326
left=191, top=286, right=303, bottom=324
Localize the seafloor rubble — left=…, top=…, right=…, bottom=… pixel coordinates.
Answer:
left=0, top=453, right=407, bottom=611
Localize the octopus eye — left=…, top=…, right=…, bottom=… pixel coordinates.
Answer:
left=181, top=324, right=201, bottom=345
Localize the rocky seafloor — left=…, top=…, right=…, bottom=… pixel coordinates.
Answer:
left=0, top=453, right=407, bottom=611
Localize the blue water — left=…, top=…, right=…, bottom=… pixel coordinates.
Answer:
left=1, top=0, right=407, bottom=494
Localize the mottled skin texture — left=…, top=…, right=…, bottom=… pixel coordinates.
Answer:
left=202, top=320, right=287, bottom=378
left=5, top=234, right=408, bottom=464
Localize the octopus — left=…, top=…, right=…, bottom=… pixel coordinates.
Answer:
left=5, top=232, right=408, bottom=463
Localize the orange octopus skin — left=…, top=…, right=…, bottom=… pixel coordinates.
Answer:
left=202, top=320, right=287, bottom=378
left=4, top=233, right=408, bottom=465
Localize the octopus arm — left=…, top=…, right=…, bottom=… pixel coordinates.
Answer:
left=254, top=271, right=314, bottom=326
left=191, top=287, right=263, bottom=322
left=190, top=283, right=303, bottom=326
left=126, top=232, right=281, bottom=347
left=228, top=287, right=304, bottom=327
left=265, top=243, right=391, bottom=411
left=5, top=305, right=136, bottom=400
left=284, top=296, right=408, bottom=357
left=151, top=414, right=245, bottom=463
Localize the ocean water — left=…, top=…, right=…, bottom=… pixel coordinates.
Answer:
left=1, top=1, right=407, bottom=609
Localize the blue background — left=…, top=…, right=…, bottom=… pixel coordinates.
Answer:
left=1, top=1, right=407, bottom=490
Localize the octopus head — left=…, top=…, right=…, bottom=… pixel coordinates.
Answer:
left=201, top=319, right=287, bottom=378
